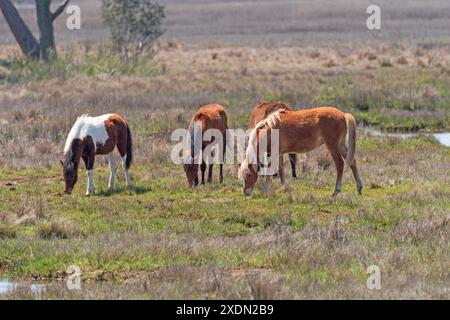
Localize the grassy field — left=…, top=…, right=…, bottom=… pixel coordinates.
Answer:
left=0, top=134, right=449, bottom=299
left=0, top=0, right=449, bottom=299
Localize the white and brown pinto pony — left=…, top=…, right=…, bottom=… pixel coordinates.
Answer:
left=184, top=104, right=228, bottom=187
left=238, top=107, right=363, bottom=197
left=61, top=114, right=132, bottom=195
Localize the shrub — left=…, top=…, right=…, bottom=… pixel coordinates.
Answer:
left=0, top=223, right=17, bottom=239
left=101, top=0, right=165, bottom=63
left=37, top=221, right=85, bottom=239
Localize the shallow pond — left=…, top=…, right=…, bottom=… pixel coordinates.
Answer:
left=0, top=279, right=47, bottom=297
left=365, top=129, right=450, bottom=147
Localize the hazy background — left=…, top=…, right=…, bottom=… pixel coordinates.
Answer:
left=1, top=0, right=450, bottom=48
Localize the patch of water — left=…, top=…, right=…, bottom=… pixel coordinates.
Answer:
left=433, top=133, right=450, bottom=147
left=0, top=279, right=46, bottom=296
left=0, top=280, right=16, bottom=294
left=365, top=129, right=450, bottom=147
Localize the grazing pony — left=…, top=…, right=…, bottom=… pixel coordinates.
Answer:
left=238, top=107, right=363, bottom=197
left=249, top=101, right=298, bottom=178
left=61, top=114, right=132, bottom=195
left=184, top=104, right=228, bottom=187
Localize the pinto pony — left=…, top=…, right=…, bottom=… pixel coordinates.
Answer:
left=61, top=114, right=132, bottom=195
left=238, top=107, right=363, bottom=197
left=184, top=104, right=228, bottom=187
left=249, top=101, right=298, bottom=178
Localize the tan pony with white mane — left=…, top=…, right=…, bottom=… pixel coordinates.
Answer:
left=249, top=101, right=298, bottom=178
left=238, top=107, right=363, bottom=196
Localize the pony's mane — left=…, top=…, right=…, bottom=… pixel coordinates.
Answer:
left=63, top=114, right=90, bottom=154
left=255, top=110, right=283, bottom=130
left=238, top=110, right=283, bottom=180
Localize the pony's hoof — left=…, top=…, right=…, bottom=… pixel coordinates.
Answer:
left=357, top=186, right=363, bottom=195
left=331, top=192, right=340, bottom=198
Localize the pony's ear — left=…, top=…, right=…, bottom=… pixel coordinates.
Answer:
left=60, top=160, right=64, bottom=167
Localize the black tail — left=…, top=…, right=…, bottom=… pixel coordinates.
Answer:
left=126, top=125, right=133, bottom=169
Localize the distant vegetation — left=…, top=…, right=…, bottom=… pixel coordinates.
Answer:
left=101, top=0, right=165, bottom=63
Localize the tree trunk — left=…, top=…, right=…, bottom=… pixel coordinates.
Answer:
left=0, top=0, right=40, bottom=59
left=35, top=0, right=56, bottom=60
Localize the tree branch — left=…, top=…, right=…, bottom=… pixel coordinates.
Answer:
left=0, top=0, right=40, bottom=59
left=52, top=0, right=70, bottom=21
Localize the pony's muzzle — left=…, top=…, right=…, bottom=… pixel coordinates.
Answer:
left=244, top=188, right=253, bottom=196
left=64, top=188, right=73, bottom=195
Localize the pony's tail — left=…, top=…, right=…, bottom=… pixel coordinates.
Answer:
left=344, top=113, right=356, bottom=166
left=126, top=125, right=133, bottom=169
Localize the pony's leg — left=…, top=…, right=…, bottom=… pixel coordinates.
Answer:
left=208, top=164, right=213, bottom=183
left=278, top=155, right=287, bottom=188
left=279, top=155, right=290, bottom=191
left=289, top=154, right=297, bottom=179
left=339, top=145, right=363, bottom=195
left=82, top=155, right=90, bottom=195
left=327, top=144, right=344, bottom=197
left=262, top=175, right=271, bottom=194
left=82, top=153, right=95, bottom=196
left=220, top=132, right=225, bottom=183
left=121, top=155, right=132, bottom=188
left=200, top=160, right=206, bottom=185
left=108, top=153, right=116, bottom=191
left=86, top=170, right=95, bottom=196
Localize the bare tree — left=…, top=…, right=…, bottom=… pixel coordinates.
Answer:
left=0, top=0, right=70, bottom=60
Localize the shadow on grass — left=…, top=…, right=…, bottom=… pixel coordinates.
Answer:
left=96, top=185, right=151, bottom=197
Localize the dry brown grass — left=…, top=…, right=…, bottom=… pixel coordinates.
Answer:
left=0, top=42, right=449, bottom=169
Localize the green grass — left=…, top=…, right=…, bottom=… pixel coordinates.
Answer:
left=0, top=136, right=448, bottom=298
left=1, top=45, right=161, bottom=84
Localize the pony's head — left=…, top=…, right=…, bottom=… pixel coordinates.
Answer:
left=238, top=111, right=282, bottom=196
left=60, top=150, right=79, bottom=194
left=183, top=163, right=199, bottom=187
left=238, top=158, right=258, bottom=196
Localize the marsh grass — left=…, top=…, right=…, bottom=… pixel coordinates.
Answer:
left=1, top=45, right=161, bottom=84
left=0, top=7, right=449, bottom=299
left=0, top=223, right=16, bottom=239
left=0, top=44, right=449, bottom=170
left=0, top=134, right=448, bottom=298
left=37, top=220, right=85, bottom=240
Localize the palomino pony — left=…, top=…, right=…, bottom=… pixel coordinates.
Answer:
left=249, top=101, right=298, bottom=178
left=238, top=107, right=363, bottom=197
left=61, top=113, right=132, bottom=195
left=184, top=104, right=228, bottom=187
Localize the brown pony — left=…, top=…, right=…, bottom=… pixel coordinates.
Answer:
left=238, top=107, right=363, bottom=197
left=184, top=104, right=228, bottom=187
left=61, top=113, right=132, bottom=195
left=249, top=101, right=298, bottom=178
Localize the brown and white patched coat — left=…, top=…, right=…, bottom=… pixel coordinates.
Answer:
left=62, top=113, right=132, bottom=195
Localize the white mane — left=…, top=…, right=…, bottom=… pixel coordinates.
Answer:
left=238, top=111, right=283, bottom=179
left=64, top=114, right=111, bottom=154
